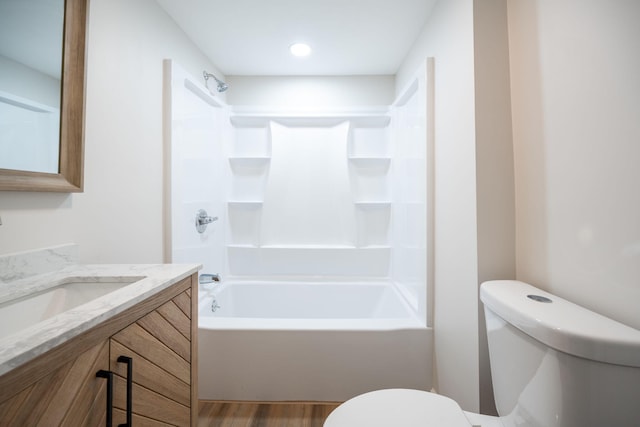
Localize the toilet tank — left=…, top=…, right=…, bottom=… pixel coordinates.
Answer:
left=480, top=280, right=640, bottom=427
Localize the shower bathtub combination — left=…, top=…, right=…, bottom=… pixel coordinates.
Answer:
left=165, top=59, right=434, bottom=402
left=198, top=279, right=431, bottom=401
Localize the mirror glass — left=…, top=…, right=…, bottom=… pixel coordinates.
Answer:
left=0, top=0, right=64, bottom=174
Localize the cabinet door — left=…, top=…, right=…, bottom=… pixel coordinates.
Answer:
left=0, top=340, right=110, bottom=427
left=110, top=289, right=192, bottom=426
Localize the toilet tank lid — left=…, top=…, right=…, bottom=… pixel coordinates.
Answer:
left=480, top=280, right=640, bottom=368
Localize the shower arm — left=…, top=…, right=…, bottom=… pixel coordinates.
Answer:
left=203, top=70, right=229, bottom=92
left=203, top=71, right=222, bottom=85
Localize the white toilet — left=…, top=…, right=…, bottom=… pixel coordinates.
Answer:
left=325, top=280, right=640, bottom=427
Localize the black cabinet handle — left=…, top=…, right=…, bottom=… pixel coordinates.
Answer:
left=95, top=370, right=113, bottom=427
left=117, top=356, right=133, bottom=427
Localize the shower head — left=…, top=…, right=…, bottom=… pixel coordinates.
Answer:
left=203, top=70, right=228, bottom=93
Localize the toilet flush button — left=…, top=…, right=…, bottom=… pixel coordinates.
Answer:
left=527, top=294, right=552, bottom=303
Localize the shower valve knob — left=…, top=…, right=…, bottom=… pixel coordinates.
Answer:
left=196, top=209, right=218, bottom=233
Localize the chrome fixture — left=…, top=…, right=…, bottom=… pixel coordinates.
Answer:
left=196, top=209, right=218, bottom=233
left=211, top=298, right=221, bottom=312
left=199, top=273, right=220, bottom=284
left=203, top=70, right=228, bottom=93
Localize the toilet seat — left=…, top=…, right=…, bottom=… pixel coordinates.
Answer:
left=324, top=389, right=473, bottom=427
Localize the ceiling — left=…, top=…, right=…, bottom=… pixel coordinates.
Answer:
left=155, top=0, right=437, bottom=76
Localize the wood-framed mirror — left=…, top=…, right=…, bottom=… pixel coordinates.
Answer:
left=0, top=0, right=88, bottom=192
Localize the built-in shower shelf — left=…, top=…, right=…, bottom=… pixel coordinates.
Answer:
left=354, top=201, right=392, bottom=208
left=228, top=201, right=263, bottom=206
left=260, top=244, right=357, bottom=249
left=230, top=113, right=390, bottom=129
left=228, top=157, right=271, bottom=167
left=348, top=157, right=391, bottom=165
left=225, top=244, right=391, bottom=250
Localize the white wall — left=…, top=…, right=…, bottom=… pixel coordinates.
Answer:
left=396, top=0, right=480, bottom=412
left=0, top=0, right=224, bottom=262
left=226, top=75, right=394, bottom=107
left=509, top=0, right=640, bottom=329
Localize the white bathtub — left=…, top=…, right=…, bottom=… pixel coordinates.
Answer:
left=198, top=280, right=433, bottom=402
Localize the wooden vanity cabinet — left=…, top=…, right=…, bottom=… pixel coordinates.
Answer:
left=0, top=274, right=198, bottom=427
left=0, top=339, right=110, bottom=426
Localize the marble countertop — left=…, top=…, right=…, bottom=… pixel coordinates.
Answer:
left=0, top=263, right=200, bottom=376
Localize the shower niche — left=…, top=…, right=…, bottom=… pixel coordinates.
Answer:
left=225, top=113, right=393, bottom=277
left=348, top=120, right=392, bottom=248
left=226, top=117, right=270, bottom=249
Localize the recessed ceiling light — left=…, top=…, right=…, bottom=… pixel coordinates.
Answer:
left=290, top=43, right=311, bottom=57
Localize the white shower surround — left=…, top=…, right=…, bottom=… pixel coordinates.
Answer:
left=262, top=122, right=354, bottom=246
left=225, top=112, right=397, bottom=280
left=165, top=59, right=433, bottom=402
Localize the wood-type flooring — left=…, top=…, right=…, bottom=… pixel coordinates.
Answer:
left=198, top=400, right=340, bottom=427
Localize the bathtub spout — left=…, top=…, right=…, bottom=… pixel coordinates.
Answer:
left=199, top=273, right=220, bottom=284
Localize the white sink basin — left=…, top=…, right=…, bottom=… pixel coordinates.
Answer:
left=0, top=276, right=143, bottom=340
